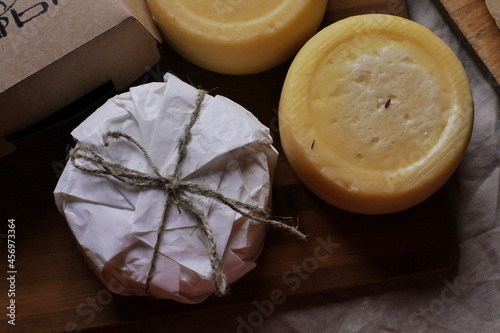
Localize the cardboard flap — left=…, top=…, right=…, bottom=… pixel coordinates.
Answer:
left=122, top=0, right=162, bottom=42
left=0, top=0, right=157, bottom=94
left=0, top=0, right=162, bottom=158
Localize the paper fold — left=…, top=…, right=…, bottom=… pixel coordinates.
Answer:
left=55, top=73, right=277, bottom=304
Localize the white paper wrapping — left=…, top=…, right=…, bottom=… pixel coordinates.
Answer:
left=54, top=73, right=278, bottom=304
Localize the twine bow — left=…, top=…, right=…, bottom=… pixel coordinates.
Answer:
left=69, top=90, right=306, bottom=297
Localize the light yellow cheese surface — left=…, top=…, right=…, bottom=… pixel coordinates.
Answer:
left=146, top=0, right=328, bottom=74
left=279, top=14, right=474, bottom=214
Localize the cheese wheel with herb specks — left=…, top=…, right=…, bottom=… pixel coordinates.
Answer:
left=279, top=14, right=474, bottom=214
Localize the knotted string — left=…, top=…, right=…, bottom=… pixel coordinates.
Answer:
left=68, top=90, right=306, bottom=297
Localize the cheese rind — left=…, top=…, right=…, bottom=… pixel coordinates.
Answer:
left=146, top=0, right=328, bottom=74
left=279, top=14, right=474, bottom=214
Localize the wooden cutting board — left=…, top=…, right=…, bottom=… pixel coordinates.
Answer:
left=434, top=0, right=500, bottom=89
left=0, top=1, right=460, bottom=332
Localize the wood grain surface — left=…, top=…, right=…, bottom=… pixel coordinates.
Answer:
left=0, top=1, right=461, bottom=332
left=434, top=0, right=500, bottom=88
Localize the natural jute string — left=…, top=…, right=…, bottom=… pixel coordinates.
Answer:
left=68, top=90, right=306, bottom=297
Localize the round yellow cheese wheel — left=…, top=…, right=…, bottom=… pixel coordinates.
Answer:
left=279, top=14, right=474, bottom=214
left=146, top=0, right=328, bottom=74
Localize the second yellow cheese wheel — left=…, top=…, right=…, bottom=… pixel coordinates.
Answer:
left=146, top=0, right=328, bottom=74
left=279, top=14, right=474, bottom=214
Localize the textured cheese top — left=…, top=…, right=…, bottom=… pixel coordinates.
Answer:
left=146, top=0, right=327, bottom=74
left=279, top=14, right=474, bottom=214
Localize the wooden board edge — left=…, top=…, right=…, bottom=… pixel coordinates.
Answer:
left=432, top=0, right=500, bottom=95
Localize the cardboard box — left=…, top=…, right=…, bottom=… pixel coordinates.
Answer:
left=0, top=0, right=162, bottom=157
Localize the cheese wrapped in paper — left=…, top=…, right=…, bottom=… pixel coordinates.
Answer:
left=54, top=73, right=278, bottom=304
